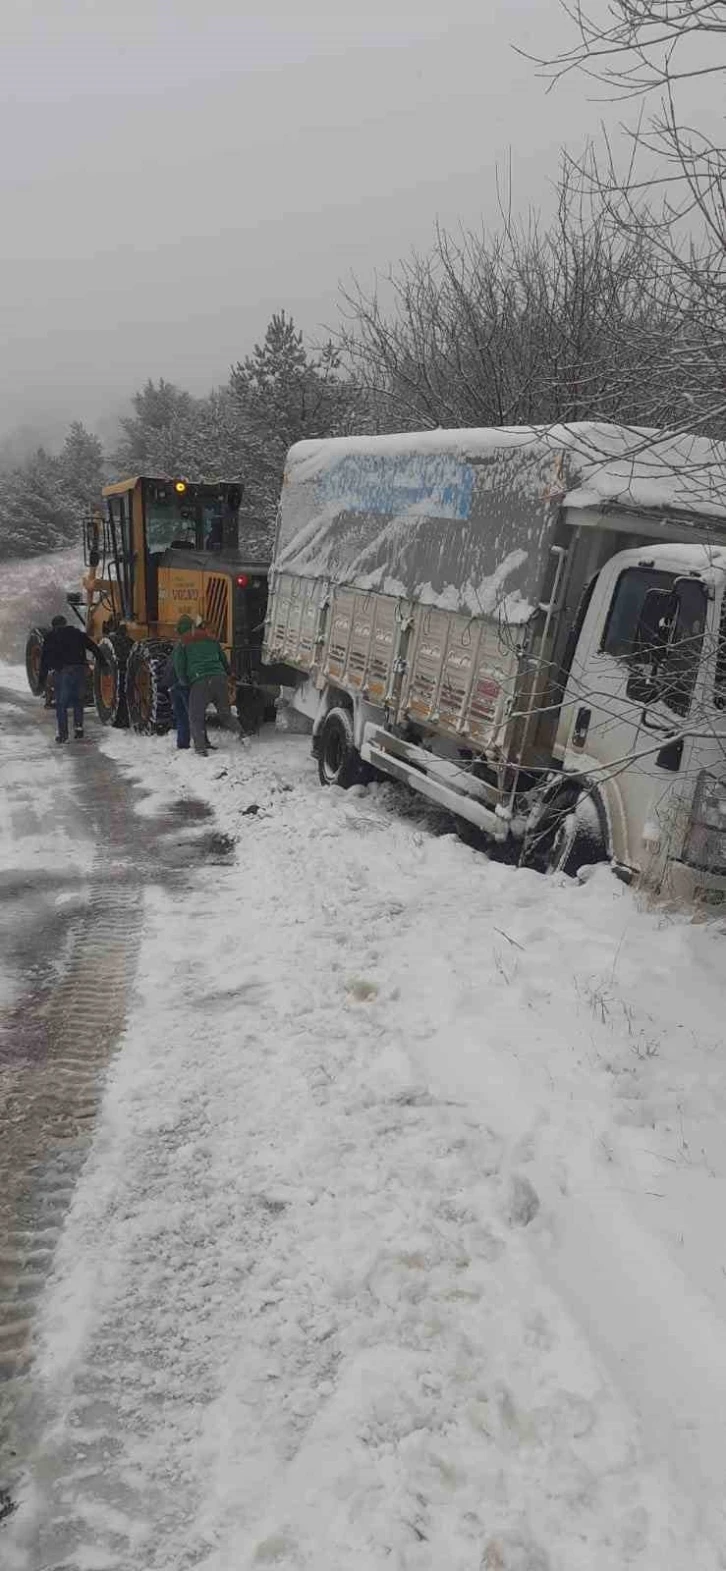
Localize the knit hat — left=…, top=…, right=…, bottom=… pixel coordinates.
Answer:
left=176, top=615, right=194, bottom=634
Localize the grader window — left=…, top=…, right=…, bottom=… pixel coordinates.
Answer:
left=141, top=481, right=241, bottom=555
left=145, top=485, right=201, bottom=551
left=202, top=503, right=225, bottom=550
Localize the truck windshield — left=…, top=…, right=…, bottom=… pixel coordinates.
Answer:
left=603, top=565, right=706, bottom=717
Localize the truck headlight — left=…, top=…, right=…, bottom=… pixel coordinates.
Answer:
left=683, top=771, right=726, bottom=871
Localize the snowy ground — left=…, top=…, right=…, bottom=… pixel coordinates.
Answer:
left=4, top=680, right=726, bottom=1568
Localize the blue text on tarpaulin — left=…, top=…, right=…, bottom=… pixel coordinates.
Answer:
left=319, top=454, right=474, bottom=521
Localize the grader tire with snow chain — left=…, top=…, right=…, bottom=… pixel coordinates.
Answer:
left=25, top=626, right=47, bottom=697
left=317, top=706, right=367, bottom=789
left=94, top=634, right=130, bottom=728
left=125, top=639, right=173, bottom=735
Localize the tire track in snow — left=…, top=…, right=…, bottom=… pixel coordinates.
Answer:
left=0, top=696, right=146, bottom=1521
left=0, top=695, right=220, bottom=1529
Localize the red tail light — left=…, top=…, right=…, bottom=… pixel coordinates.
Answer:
left=236, top=574, right=249, bottom=588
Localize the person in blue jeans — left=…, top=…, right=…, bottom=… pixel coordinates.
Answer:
left=38, top=615, right=105, bottom=743
left=171, top=683, right=191, bottom=749
left=161, top=651, right=191, bottom=749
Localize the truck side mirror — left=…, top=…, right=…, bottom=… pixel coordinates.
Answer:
left=626, top=670, right=660, bottom=706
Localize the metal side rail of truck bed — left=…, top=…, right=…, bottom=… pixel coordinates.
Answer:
left=361, top=724, right=510, bottom=841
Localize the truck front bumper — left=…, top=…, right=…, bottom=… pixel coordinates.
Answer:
left=361, top=724, right=510, bottom=842
left=664, top=860, right=726, bottom=907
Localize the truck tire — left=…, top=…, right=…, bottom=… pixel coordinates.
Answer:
left=125, top=639, right=173, bottom=735
left=318, top=706, right=364, bottom=788
left=25, top=627, right=47, bottom=697
left=94, top=634, right=130, bottom=728
left=236, top=683, right=266, bottom=736
left=521, top=787, right=607, bottom=878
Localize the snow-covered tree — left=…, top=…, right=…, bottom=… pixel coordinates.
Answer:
left=114, top=379, right=198, bottom=474
left=341, top=169, right=686, bottom=433
left=59, top=421, right=105, bottom=514
left=0, top=448, right=76, bottom=560
left=229, top=311, right=367, bottom=519
left=535, top=1, right=726, bottom=445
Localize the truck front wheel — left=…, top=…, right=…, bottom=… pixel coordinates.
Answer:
left=317, top=707, right=364, bottom=789
left=521, top=788, right=607, bottom=878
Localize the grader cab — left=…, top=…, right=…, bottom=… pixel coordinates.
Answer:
left=26, top=476, right=281, bottom=734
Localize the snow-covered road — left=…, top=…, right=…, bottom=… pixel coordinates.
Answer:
left=4, top=680, right=726, bottom=1569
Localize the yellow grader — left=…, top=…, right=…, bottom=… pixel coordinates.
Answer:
left=26, top=476, right=283, bottom=732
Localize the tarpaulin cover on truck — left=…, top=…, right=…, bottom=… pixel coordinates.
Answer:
left=275, top=423, right=726, bottom=623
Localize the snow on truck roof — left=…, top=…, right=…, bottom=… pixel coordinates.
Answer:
left=278, top=423, right=726, bottom=623
left=287, top=422, right=726, bottom=522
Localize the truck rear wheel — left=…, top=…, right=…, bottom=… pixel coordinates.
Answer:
left=318, top=707, right=364, bottom=789
left=94, top=634, right=130, bottom=728
left=25, top=627, right=46, bottom=697
left=236, top=683, right=266, bottom=736
left=125, top=640, right=173, bottom=735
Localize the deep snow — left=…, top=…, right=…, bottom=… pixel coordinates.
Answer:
left=4, top=698, right=726, bottom=1568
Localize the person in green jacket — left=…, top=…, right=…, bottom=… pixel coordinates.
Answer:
left=172, top=615, right=238, bottom=756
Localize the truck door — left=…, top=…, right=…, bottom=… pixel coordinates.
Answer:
left=559, top=561, right=706, bottom=868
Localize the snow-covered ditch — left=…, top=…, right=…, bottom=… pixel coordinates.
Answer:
left=6, top=714, right=726, bottom=1568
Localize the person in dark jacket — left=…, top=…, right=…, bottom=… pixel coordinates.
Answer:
left=172, top=615, right=237, bottom=756
left=38, top=615, right=106, bottom=744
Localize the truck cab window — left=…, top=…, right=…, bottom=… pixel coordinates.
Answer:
left=601, top=567, right=675, bottom=660
left=659, top=577, right=706, bottom=717
left=715, top=595, right=726, bottom=710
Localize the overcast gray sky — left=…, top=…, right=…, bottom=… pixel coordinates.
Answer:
left=1, top=0, right=618, bottom=445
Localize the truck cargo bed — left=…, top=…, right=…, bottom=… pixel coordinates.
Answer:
left=265, top=571, right=521, bottom=754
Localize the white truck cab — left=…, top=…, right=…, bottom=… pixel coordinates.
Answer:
left=555, top=544, right=726, bottom=898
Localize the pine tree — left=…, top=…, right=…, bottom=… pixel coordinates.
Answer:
left=60, top=421, right=104, bottom=514
left=114, top=379, right=197, bottom=474
left=229, top=311, right=366, bottom=520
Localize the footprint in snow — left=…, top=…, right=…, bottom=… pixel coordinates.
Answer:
left=506, top=1173, right=540, bottom=1228
left=483, top=1530, right=550, bottom=1570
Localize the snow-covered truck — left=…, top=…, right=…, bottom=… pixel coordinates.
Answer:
left=263, top=423, right=726, bottom=901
